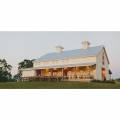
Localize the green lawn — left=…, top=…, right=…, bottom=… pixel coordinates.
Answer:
left=0, top=81, right=120, bottom=89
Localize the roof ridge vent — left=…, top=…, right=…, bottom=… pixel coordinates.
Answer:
left=82, top=41, right=90, bottom=49
left=55, top=45, right=64, bottom=53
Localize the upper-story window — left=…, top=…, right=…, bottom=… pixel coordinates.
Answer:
left=102, top=54, right=105, bottom=65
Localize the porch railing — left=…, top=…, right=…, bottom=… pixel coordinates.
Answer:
left=22, top=75, right=94, bottom=82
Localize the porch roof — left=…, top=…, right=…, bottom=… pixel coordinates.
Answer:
left=21, top=62, right=96, bottom=71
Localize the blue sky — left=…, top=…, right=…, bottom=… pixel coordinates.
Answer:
left=0, top=32, right=119, bottom=78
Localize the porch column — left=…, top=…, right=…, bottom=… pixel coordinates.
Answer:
left=75, top=66, right=78, bottom=79
left=41, top=69, right=43, bottom=76
left=62, top=68, right=64, bottom=79
left=51, top=69, right=53, bottom=77
left=75, top=67, right=77, bottom=75
left=87, top=66, right=91, bottom=79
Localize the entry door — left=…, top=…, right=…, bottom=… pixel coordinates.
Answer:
left=102, top=68, right=106, bottom=81
left=36, top=70, right=41, bottom=76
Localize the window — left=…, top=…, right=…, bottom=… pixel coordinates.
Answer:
left=102, top=54, right=105, bottom=65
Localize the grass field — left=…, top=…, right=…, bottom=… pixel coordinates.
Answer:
left=0, top=81, right=120, bottom=89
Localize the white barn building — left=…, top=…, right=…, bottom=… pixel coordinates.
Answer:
left=21, top=41, right=112, bottom=81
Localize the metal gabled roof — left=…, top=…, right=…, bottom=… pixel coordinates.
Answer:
left=36, top=45, right=104, bottom=62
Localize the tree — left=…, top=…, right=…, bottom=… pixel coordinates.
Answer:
left=0, top=59, right=12, bottom=82
left=14, top=59, right=34, bottom=81
left=13, top=73, right=21, bottom=82
left=18, top=59, right=34, bottom=70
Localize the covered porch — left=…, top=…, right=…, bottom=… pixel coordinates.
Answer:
left=22, top=63, right=96, bottom=82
